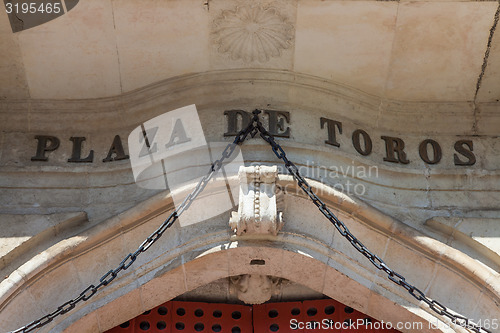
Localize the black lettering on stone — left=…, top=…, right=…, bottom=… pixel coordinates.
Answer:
left=320, top=118, right=342, bottom=147
left=68, top=137, right=94, bottom=163
left=103, top=135, right=129, bottom=162
left=31, top=135, right=60, bottom=161
left=224, top=110, right=252, bottom=137
left=419, top=139, right=442, bottom=164
left=381, top=136, right=410, bottom=164
left=265, top=110, right=290, bottom=138
left=352, top=129, right=372, bottom=156
left=454, top=140, right=476, bottom=166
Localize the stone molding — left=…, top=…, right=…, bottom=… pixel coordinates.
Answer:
left=425, top=217, right=500, bottom=271
left=0, top=69, right=498, bottom=135
left=0, top=177, right=498, bottom=332
left=0, top=212, right=88, bottom=277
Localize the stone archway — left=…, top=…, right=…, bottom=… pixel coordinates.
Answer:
left=1, top=173, right=497, bottom=333
left=63, top=244, right=433, bottom=333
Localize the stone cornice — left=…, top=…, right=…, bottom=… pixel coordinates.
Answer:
left=0, top=69, right=498, bottom=135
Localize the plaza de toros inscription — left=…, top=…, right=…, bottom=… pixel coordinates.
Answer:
left=29, top=110, right=476, bottom=166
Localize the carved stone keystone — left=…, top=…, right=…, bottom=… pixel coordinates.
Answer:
left=229, top=274, right=281, bottom=304
left=229, top=165, right=284, bottom=235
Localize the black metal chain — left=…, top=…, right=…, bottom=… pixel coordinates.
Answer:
left=253, top=110, right=492, bottom=333
left=9, top=110, right=491, bottom=333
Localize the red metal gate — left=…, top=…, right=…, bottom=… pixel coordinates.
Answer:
left=252, top=299, right=399, bottom=333
left=106, top=301, right=253, bottom=333
left=106, top=300, right=399, bottom=333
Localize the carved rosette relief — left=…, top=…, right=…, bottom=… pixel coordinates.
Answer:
left=212, top=4, right=294, bottom=63
left=229, top=165, right=284, bottom=236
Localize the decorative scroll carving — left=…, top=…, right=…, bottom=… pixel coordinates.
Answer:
left=212, top=4, right=294, bottom=63
left=229, top=274, right=281, bottom=304
left=229, top=165, right=284, bottom=236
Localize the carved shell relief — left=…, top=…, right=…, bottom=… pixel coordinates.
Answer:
left=212, top=3, right=294, bottom=63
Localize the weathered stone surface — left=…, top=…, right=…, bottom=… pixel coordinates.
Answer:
left=385, top=2, right=497, bottom=102
left=426, top=216, right=500, bottom=271
left=16, top=0, right=121, bottom=99
left=1, top=0, right=497, bottom=103
left=295, top=1, right=398, bottom=97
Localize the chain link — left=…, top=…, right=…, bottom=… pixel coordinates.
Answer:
left=255, top=111, right=491, bottom=333
left=10, top=110, right=491, bottom=333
